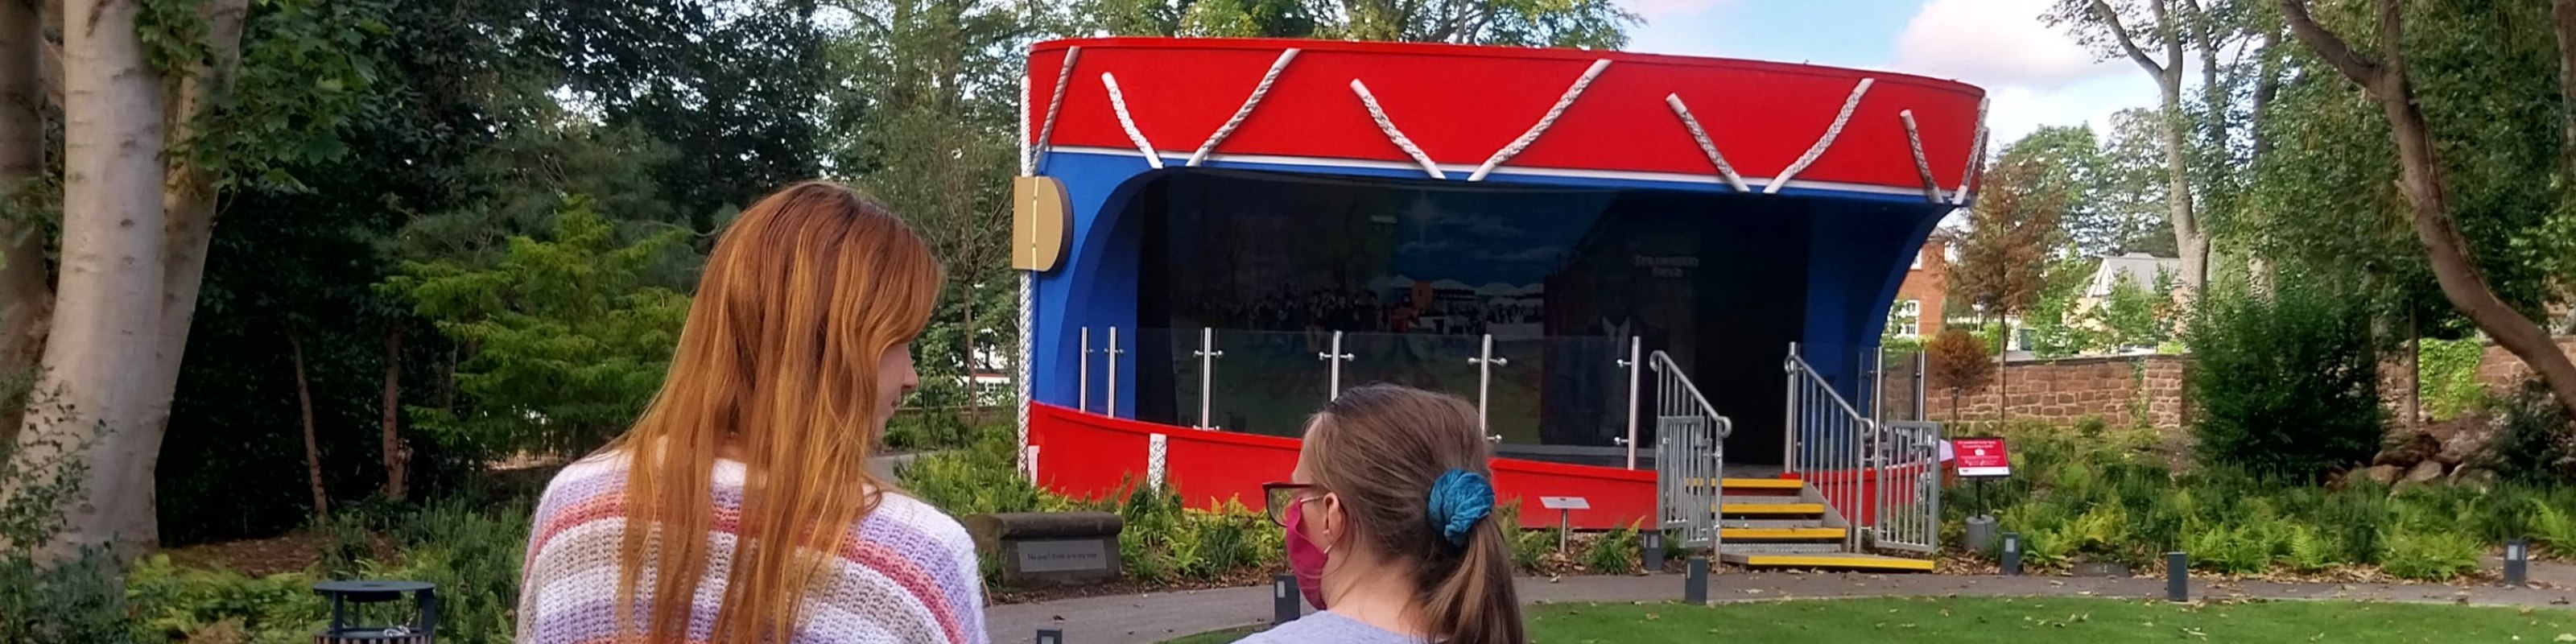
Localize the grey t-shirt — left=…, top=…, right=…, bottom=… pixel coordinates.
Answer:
left=1236, top=611, right=1426, bottom=644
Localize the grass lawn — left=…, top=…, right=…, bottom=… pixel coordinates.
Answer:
left=1162, top=597, right=2576, bottom=643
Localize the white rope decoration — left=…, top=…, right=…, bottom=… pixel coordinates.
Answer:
left=1187, top=48, right=1301, bottom=167
left=1016, top=272, right=1034, bottom=481
left=1664, top=93, right=1750, bottom=192
left=1018, top=74, right=1033, bottom=176
left=1030, top=47, right=1081, bottom=174
left=1468, top=59, right=1612, bottom=181
left=1101, top=72, right=1164, bottom=169
left=1765, top=77, right=1873, bottom=195
left=1951, top=97, right=1990, bottom=205
left=1899, top=110, right=1944, bottom=203
left=1349, top=80, right=1447, bottom=180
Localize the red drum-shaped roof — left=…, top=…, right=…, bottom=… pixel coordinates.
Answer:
left=1025, top=37, right=1989, bottom=199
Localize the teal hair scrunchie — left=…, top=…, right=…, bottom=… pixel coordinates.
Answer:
left=1426, top=469, right=1495, bottom=547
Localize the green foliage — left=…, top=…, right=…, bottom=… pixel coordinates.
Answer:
left=2183, top=279, right=2384, bottom=481
left=2380, top=528, right=2483, bottom=581
left=895, top=423, right=1055, bottom=517
left=2482, top=381, right=2576, bottom=483
left=1493, top=501, right=1551, bottom=573
left=2417, top=337, right=2489, bottom=421
left=1071, top=0, right=1637, bottom=47
left=380, top=196, right=696, bottom=460
left=1111, top=485, right=1279, bottom=584
left=125, top=556, right=328, bottom=644
left=1956, top=418, right=2574, bottom=576
left=382, top=502, right=532, bottom=643
left=0, top=396, right=133, bottom=644
left=2531, top=497, right=2576, bottom=558
left=1582, top=523, right=1637, bottom=575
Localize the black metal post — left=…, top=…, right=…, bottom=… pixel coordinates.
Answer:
left=1683, top=556, right=1709, bottom=604
left=1642, top=530, right=1666, bottom=572
left=2165, top=551, right=2189, bottom=602
left=1036, top=628, right=1063, bottom=644
left=1273, top=573, right=1301, bottom=625
left=2505, top=539, right=2529, bottom=587
left=2000, top=532, right=2021, bottom=576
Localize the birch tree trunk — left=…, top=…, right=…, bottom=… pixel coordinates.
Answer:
left=133, top=0, right=246, bottom=510
left=28, top=0, right=170, bottom=555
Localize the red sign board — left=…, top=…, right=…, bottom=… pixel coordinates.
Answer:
left=1954, top=437, right=2011, bottom=478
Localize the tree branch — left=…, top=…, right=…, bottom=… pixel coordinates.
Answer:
left=2093, top=0, right=2168, bottom=76
left=2277, top=0, right=2384, bottom=88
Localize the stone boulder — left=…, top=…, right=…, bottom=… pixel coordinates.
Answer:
left=2358, top=464, right=2405, bottom=485
left=2374, top=431, right=2442, bottom=469
left=2401, top=460, right=2446, bottom=485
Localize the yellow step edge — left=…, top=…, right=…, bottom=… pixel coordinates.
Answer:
left=1686, top=477, right=1806, bottom=489
left=1717, top=503, right=1826, bottom=514
left=1736, top=555, right=1937, bottom=572
left=1719, top=527, right=1847, bottom=540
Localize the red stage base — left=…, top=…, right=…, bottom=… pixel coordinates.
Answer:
left=1027, top=403, right=1655, bottom=530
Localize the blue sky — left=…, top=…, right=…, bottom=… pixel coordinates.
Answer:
left=1620, top=0, right=2160, bottom=147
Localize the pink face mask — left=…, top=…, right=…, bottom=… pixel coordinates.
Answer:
left=1282, top=497, right=1332, bottom=610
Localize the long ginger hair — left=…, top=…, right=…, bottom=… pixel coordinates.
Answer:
left=602, top=181, right=943, bottom=642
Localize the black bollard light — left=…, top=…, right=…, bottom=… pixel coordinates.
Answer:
left=1273, top=573, right=1301, bottom=625
left=1642, top=530, right=1666, bottom=572
left=1036, top=628, right=1063, bottom=644
left=2165, top=552, right=2189, bottom=602
left=2000, top=533, right=2022, bottom=576
left=2505, top=539, right=2530, bottom=588
left=1683, top=556, right=1709, bottom=605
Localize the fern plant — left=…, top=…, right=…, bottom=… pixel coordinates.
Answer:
left=2381, top=528, right=2483, bottom=581
left=2530, top=499, right=2576, bottom=559
left=2282, top=525, right=2334, bottom=572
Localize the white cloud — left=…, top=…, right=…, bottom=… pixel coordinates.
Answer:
left=1982, top=74, right=2155, bottom=147
left=1893, top=0, right=2116, bottom=89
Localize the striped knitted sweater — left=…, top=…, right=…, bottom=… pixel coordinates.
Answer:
left=516, top=454, right=989, bottom=643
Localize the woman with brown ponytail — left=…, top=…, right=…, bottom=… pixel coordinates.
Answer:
left=1253, top=384, right=1526, bottom=644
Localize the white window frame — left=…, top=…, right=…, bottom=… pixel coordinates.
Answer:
left=1892, top=299, right=1922, bottom=338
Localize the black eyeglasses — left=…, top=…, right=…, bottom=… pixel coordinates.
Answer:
left=1261, top=481, right=1319, bottom=528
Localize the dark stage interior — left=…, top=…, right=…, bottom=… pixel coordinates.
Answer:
left=1125, top=169, right=1828, bottom=466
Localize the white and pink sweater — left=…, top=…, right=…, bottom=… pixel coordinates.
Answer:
left=515, top=455, right=989, bottom=643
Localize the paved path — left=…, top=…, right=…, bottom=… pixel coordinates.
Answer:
left=987, top=564, right=2576, bottom=644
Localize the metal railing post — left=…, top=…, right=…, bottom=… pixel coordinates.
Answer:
left=1079, top=327, right=1092, bottom=413
left=1913, top=351, right=1928, bottom=421
left=1785, top=342, right=1800, bottom=473
left=1319, top=331, right=1352, bottom=402
left=1194, top=328, right=1222, bottom=429
left=1105, top=328, right=1123, bottom=418
left=1623, top=336, right=1641, bottom=469
left=1468, top=334, right=1505, bottom=440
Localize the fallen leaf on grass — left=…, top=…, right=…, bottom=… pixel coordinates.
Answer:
left=2182, top=627, right=2209, bottom=640
left=2551, top=634, right=2573, bottom=642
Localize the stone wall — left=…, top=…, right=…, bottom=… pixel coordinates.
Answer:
left=1920, top=354, right=2188, bottom=428
left=1903, top=336, right=2575, bottom=430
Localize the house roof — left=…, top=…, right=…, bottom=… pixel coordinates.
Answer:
left=2086, top=253, right=2179, bottom=298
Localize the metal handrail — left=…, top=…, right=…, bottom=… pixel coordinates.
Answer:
left=1651, top=351, right=1732, bottom=437
left=1783, top=352, right=1872, bottom=430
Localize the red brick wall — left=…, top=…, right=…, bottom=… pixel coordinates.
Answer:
left=1923, top=354, right=2188, bottom=428
left=1913, top=336, right=2574, bottom=430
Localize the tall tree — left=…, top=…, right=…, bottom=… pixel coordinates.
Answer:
left=1952, top=157, right=2070, bottom=324
left=2277, top=0, right=2576, bottom=419
left=1077, top=0, right=1635, bottom=47
left=2050, top=0, right=2229, bottom=292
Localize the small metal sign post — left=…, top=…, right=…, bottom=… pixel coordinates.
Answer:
left=1539, top=497, right=1589, bottom=553
left=2165, top=552, right=2190, bottom=602
left=2505, top=539, right=2529, bottom=587
left=1683, top=556, right=1709, bottom=605
left=1641, top=530, right=1665, bottom=572
left=2000, top=532, right=2022, bottom=576
left=1273, top=573, right=1301, bottom=623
